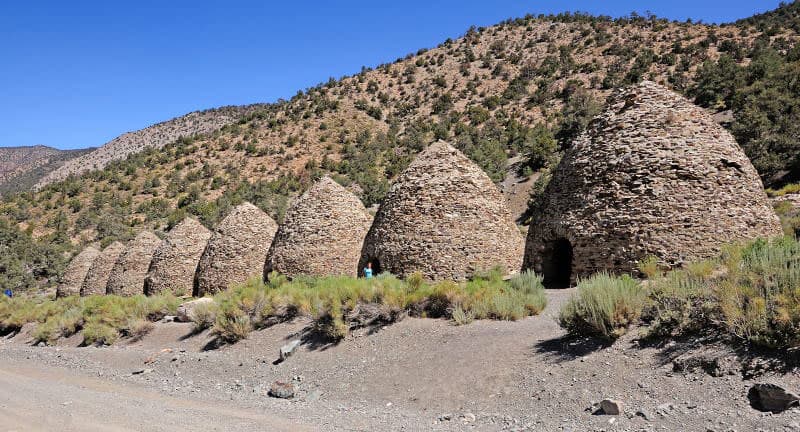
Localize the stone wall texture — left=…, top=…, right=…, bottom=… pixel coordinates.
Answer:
left=56, top=246, right=100, bottom=298
left=144, top=217, right=211, bottom=296
left=264, top=177, right=372, bottom=279
left=523, top=81, right=783, bottom=283
left=359, top=141, right=524, bottom=281
left=80, top=241, right=125, bottom=296
left=195, top=202, right=278, bottom=296
left=106, top=231, right=161, bottom=296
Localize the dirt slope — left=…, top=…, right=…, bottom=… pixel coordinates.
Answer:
left=0, top=145, right=93, bottom=196
left=34, top=105, right=268, bottom=189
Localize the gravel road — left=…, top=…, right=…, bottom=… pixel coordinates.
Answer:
left=1, top=289, right=798, bottom=431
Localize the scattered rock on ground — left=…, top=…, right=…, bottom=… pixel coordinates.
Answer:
left=600, top=399, right=623, bottom=415
left=749, top=383, right=800, bottom=413
left=268, top=381, right=295, bottom=399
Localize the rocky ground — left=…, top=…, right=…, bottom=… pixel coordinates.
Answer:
left=1, top=289, right=799, bottom=431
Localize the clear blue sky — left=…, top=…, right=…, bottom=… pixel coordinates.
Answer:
left=0, top=0, right=785, bottom=150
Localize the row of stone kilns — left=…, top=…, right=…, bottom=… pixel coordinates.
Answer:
left=56, top=81, right=783, bottom=297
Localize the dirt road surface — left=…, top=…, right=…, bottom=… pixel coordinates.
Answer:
left=0, top=360, right=312, bottom=432
left=2, top=289, right=798, bottom=431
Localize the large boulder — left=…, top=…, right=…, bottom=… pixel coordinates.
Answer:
left=749, top=383, right=800, bottom=413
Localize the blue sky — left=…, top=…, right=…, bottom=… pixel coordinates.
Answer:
left=0, top=0, right=785, bottom=150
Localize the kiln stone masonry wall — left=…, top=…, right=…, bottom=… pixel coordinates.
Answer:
left=80, top=241, right=125, bottom=296
left=523, top=81, right=783, bottom=283
left=106, top=231, right=161, bottom=296
left=195, top=202, right=278, bottom=296
left=144, top=217, right=211, bottom=297
left=56, top=246, right=100, bottom=298
left=359, top=141, right=524, bottom=281
left=265, top=177, right=372, bottom=279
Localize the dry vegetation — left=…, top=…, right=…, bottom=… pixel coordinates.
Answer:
left=0, top=270, right=547, bottom=345
left=558, top=236, right=800, bottom=351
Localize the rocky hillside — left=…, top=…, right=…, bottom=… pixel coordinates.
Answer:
left=0, top=146, right=94, bottom=196
left=34, top=105, right=268, bottom=188
left=2, top=3, right=800, bottom=292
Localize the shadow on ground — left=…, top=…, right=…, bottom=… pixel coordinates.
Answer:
left=534, top=327, right=800, bottom=378
left=533, top=334, right=612, bottom=361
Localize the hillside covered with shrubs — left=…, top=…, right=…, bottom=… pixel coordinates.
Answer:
left=3, top=2, right=800, bottom=293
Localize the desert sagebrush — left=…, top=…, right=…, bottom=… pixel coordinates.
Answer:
left=559, top=272, right=645, bottom=340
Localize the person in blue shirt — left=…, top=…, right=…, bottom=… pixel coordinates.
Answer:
left=363, top=262, right=374, bottom=279
left=3, top=289, right=11, bottom=298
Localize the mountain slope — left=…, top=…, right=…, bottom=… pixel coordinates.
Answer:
left=0, top=146, right=94, bottom=196
left=2, top=3, right=800, bottom=294
left=34, top=105, right=268, bottom=188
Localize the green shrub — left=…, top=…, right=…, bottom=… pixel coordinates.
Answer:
left=451, top=305, right=474, bottom=325
left=717, top=237, right=800, bottom=348
left=642, top=270, right=715, bottom=337
left=125, top=319, right=155, bottom=341
left=211, top=272, right=547, bottom=342
left=1, top=270, right=549, bottom=346
left=190, top=300, right=218, bottom=332
left=559, top=273, right=645, bottom=340
left=0, top=293, right=178, bottom=344
left=685, top=259, right=716, bottom=280
left=214, top=311, right=253, bottom=343
left=82, top=322, right=119, bottom=346
left=767, top=183, right=800, bottom=197
left=640, top=237, right=800, bottom=349
left=637, top=256, right=661, bottom=279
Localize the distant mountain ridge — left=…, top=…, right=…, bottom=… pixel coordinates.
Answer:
left=0, top=145, right=94, bottom=196
left=34, top=105, right=268, bottom=189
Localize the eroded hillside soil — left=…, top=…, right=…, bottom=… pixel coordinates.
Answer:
left=1, top=290, right=798, bottom=431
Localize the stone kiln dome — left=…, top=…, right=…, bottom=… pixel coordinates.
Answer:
left=144, top=217, right=211, bottom=296
left=264, top=176, right=372, bottom=279
left=56, top=246, right=100, bottom=298
left=359, top=141, right=524, bottom=281
left=195, top=202, right=278, bottom=296
left=106, top=231, right=161, bottom=296
left=81, top=241, right=125, bottom=296
left=523, top=81, right=782, bottom=286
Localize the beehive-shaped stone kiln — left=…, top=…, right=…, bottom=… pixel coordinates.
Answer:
left=56, top=246, right=100, bottom=298
left=106, top=231, right=161, bottom=296
left=80, top=241, right=125, bottom=296
left=359, top=141, right=524, bottom=280
left=265, top=177, right=372, bottom=279
left=195, top=202, right=278, bottom=296
left=144, top=217, right=211, bottom=296
left=523, top=81, right=782, bottom=286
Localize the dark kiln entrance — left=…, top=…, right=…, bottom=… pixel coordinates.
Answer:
left=541, top=238, right=573, bottom=288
